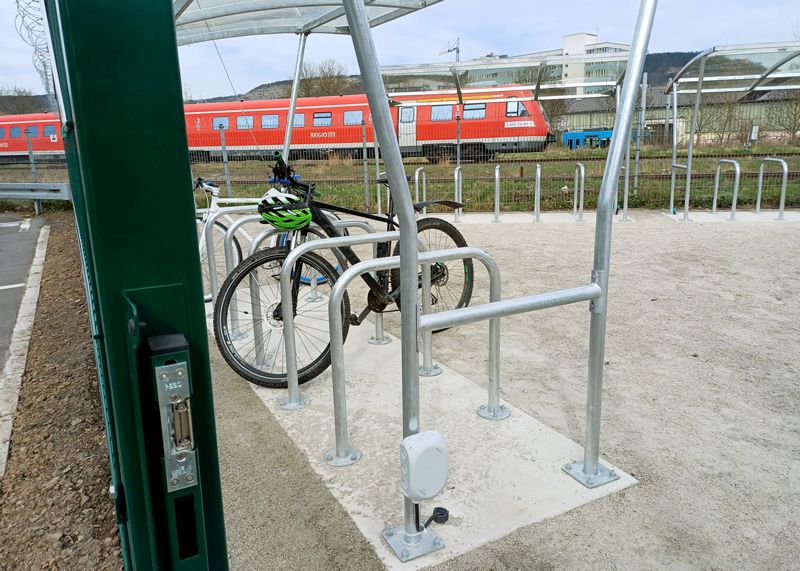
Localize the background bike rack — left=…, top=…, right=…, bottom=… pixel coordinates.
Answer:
left=573, top=162, right=586, bottom=222
left=493, top=165, right=501, bottom=223
left=325, top=247, right=507, bottom=467
left=711, top=159, right=741, bottom=220
left=533, top=163, right=542, bottom=222
left=453, top=166, right=463, bottom=223
left=756, top=157, right=789, bottom=221
left=414, top=167, right=427, bottom=215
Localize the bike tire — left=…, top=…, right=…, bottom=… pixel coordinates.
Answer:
left=390, top=217, right=474, bottom=332
left=213, top=248, right=350, bottom=388
left=197, top=218, right=243, bottom=299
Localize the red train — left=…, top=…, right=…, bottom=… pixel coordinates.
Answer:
left=0, top=87, right=549, bottom=163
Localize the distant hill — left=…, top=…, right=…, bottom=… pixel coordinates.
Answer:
left=643, top=51, right=699, bottom=86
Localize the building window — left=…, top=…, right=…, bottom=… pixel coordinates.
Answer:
left=293, top=113, right=305, bottom=127
left=506, top=101, right=530, bottom=118
left=431, top=105, right=453, bottom=122
left=399, top=107, right=415, bottom=123
left=212, top=116, right=229, bottom=130
left=44, top=125, right=57, bottom=137
left=313, top=112, right=332, bottom=127
left=344, top=110, right=363, bottom=125
left=236, top=115, right=254, bottom=129
left=463, top=103, right=486, bottom=120
left=261, top=114, right=279, bottom=128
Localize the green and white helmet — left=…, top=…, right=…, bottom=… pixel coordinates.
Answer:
left=258, top=188, right=311, bottom=230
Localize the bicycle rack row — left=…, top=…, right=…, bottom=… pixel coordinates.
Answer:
left=443, top=162, right=598, bottom=223
left=671, top=156, right=789, bottom=222
left=276, top=231, right=435, bottom=410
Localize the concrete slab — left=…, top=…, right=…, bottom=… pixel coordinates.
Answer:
left=247, top=324, right=635, bottom=570
left=436, top=211, right=635, bottom=225
left=663, top=209, right=800, bottom=223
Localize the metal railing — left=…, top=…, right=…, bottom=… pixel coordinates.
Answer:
left=756, top=157, right=789, bottom=221
left=711, top=159, right=741, bottom=220
left=0, top=182, right=71, bottom=203
left=573, top=162, right=586, bottom=222
left=325, top=247, right=506, bottom=467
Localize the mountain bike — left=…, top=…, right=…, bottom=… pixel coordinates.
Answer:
left=213, top=153, right=473, bottom=388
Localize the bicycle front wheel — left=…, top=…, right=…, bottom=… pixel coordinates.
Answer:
left=390, top=217, right=474, bottom=329
left=213, top=248, right=350, bottom=388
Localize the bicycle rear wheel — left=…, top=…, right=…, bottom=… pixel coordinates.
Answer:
left=213, top=248, right=350, bottom=388
left=390, top=217, right=473, bottom=329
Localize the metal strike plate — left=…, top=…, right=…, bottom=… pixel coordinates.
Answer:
left=154, top=362, right=198, bottom=492
left=383, top=526, right=444, bottom=562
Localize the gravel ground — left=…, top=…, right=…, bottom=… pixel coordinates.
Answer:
left=0, top=212, right=121, bottom=570
left=2, top=209, right=798, bottom=570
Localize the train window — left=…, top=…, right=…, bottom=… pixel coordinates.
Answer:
left=212, top=117, right=229, bottom=130
left=313, top=112, right=332, bottom=127
left=236, top=115, right=254, bottom=130
left=0, top=128, right=5, bottom=139
left=261, top=114, right=279, bottom=129
left=431, top=105, right=453, bottom=122
left=44, top=125, right=57, bottom=137
left=25, top=126, right=39, bottom=138
left=344, top=110, right=363, bottom=125
left=399, top=107, right=415, bottom=123
left=506, top=101, right=530, bottom=118
left=294, top=113, right=305, bottom=127
left=463, top=103, right=486, bottom=120
left=10, top=127, right=22, bottom=138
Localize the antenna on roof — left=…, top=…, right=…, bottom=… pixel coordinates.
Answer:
left=439, top=37, right=461, bottom=62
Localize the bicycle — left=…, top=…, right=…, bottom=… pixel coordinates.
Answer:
left=213, top=152, right=473, bottom=388
left=194, top=178, right=245, bottom=300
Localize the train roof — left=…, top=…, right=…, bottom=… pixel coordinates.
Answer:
left=185, top=94, right=369, bottom=114
left=0, top=112, right=60, bottom=123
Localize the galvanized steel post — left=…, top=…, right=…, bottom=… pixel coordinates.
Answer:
left=453, top=165, right=462, bottom=223
left=533, top=163, right=541, bottom=222
left=362, top=120, right=369, bottom=209
left=669, top=82, right=679, bottom=214
left=565, top=0, right=658, bottom=488
left=219, top=127, right=232, bottom=198
left=683, top=57, right=706, bottom=222
left=342, top=0, right=430, bottom=553
left=283, top=32, right=308, bottom=162
left=573, top=163, right=585, bottom=222
left=25, top=128, right=42, bottom=215
left=633, top=72, right=647, bottom=196
left=493, top=164, right=501, bottom=222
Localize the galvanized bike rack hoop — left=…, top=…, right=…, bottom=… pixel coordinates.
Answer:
left=756, top=157, right=789, bottom=221
left=533, top=163, right=542, bottom=222
left=573, top=162, right=586, bottom=222
left=711, top=159, right=741, bottom=220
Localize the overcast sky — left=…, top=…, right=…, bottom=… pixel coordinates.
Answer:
left=2, top=0, right=798, bottom=99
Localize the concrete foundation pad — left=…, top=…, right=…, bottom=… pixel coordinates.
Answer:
left=249, top=324, right=636, bottom=570
left=663, top=209, right=800, bottom=223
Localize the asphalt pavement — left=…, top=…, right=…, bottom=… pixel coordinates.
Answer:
left=0, top=213, right=44, bottom=375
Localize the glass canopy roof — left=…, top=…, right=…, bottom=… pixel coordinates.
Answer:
left=380, top=52, right=628, bottom=100
left=664, top=42, right=800, bottom=96
left=174, top=0, right=443, bottom=46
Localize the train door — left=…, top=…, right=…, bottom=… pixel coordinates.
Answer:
left=398, top=105, right=417, bottom=150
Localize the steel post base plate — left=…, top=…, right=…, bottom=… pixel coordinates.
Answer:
left=368, top=335, right=392, bottom=345
left=278, top=393, right=311, bottom=411
left=383, top=526, right=444, bottom=562
left=562, top=460, right=620, bottom=488
left=477, top=403, right=511, bottom=420
left=419, top=362, right=442, bottom=377
left=323, top=446, right=362, bottom=467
